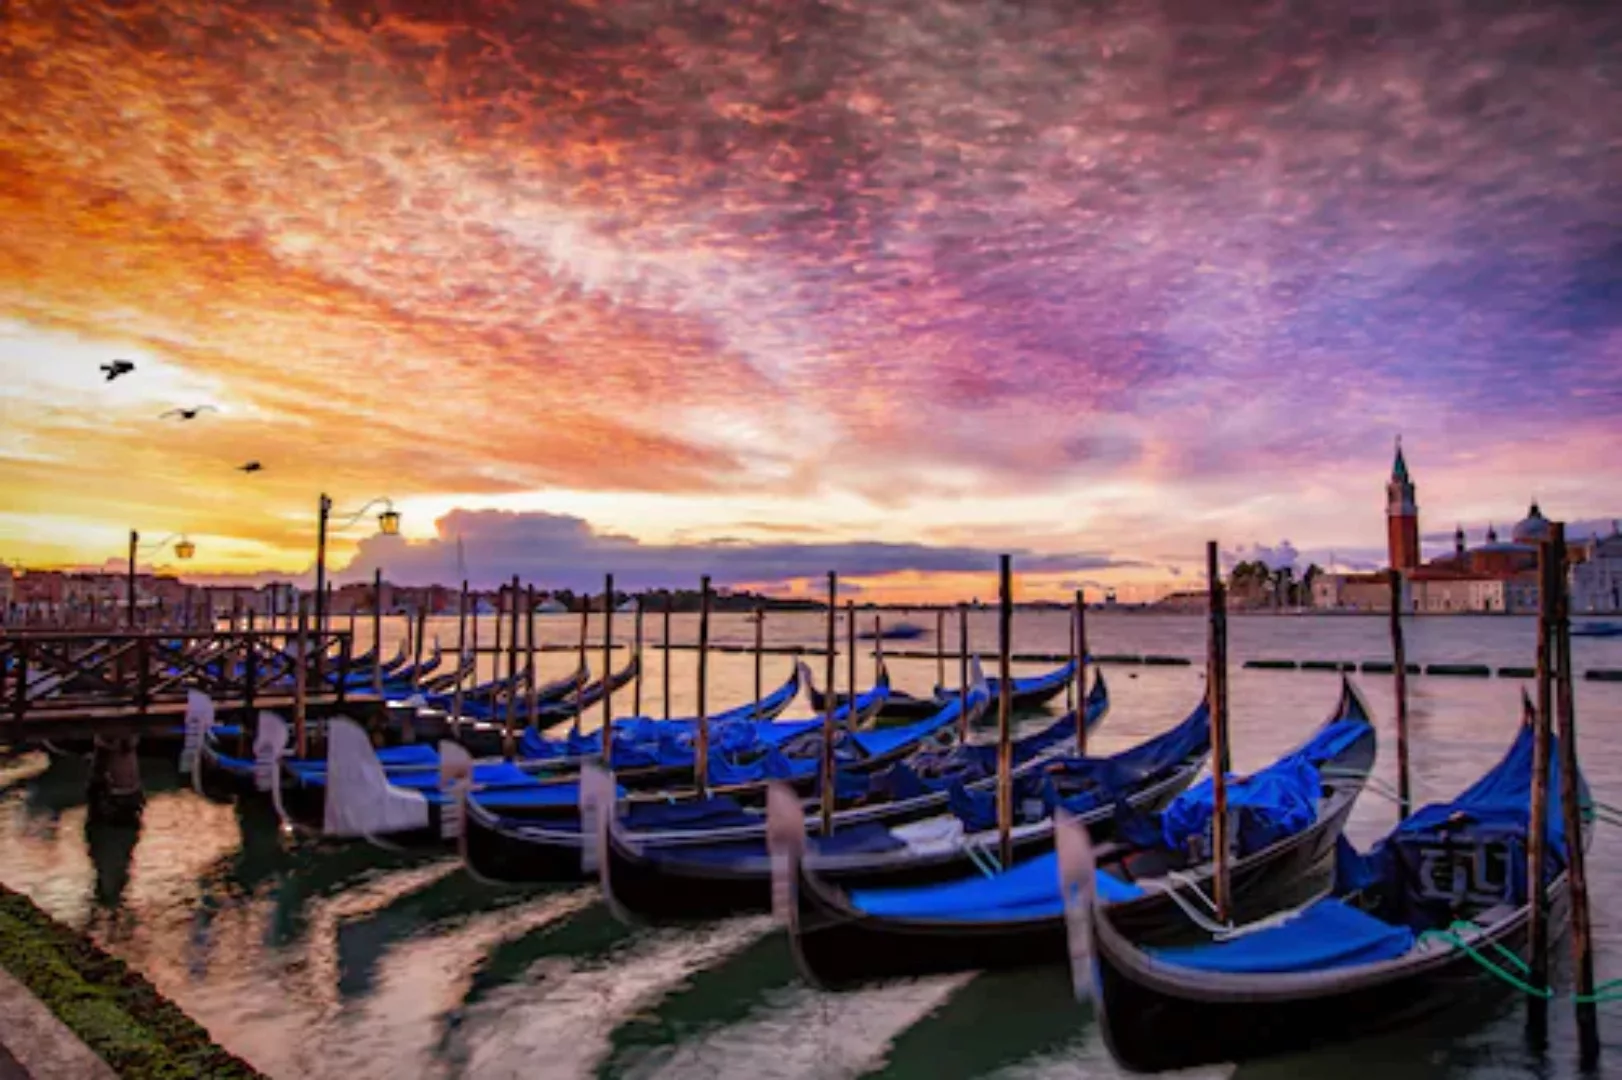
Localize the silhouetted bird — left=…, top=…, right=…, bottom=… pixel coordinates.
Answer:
left=101, top=359, right=135, bottom=381
left=159, top=405, right=218, bottom=421
left=237, top=461, right=263, bottom=473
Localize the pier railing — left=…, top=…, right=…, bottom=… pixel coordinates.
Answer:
left=1, top=629, right=357, bottom=723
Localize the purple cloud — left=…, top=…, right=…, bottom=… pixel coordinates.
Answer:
left=334, top=509, right=1135, bottom=592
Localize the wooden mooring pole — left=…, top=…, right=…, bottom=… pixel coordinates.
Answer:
left=602, top=574, right=615, bottom=768
left=503, top=575, right=520, bottom=757
left=294, top=595, right=309, bottom=759
left=452, top=580, right=469, bottom=734
left=662, top=594, right=673, bottom=722
left=1075, top=589, right=1088, bottom=754
left=935, top=608, right=946, bottom=690
left=1526, top=538, right=1557, bottom=1045
left=632, top=598, right=644, bottom=719
left=846, top=600, right=856, bottom=718
left=525, top=585, right=538, bottom=731
left=372, top=569, right=384, bottom=698
left=753, top=605, right=764, bottom=719
left=1207, top=541, right=1231, bottom=923
left=958, top=604, right=970, bottom=741
left=573, top=598, right=588, bottom=732
left=1389, top=570, right=1411, bottom=820
left=996, top=555, right=1014, bottom=870
left=821, top=572, right=837, bottom=836
left=1552, top=523, right=1599, bottom=1068
left=695, top=576, right=712, bottom=798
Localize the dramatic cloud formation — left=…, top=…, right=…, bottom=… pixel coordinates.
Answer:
left=2, top=0, right=1620, bottom=596
left=331, top=508, right=1134, bottom=593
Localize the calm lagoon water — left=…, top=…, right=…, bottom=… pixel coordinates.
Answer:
left=2, top=612, right=1620, bottom=1079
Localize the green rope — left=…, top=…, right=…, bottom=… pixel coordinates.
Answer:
left=1574, top=977, right=1622, bottom=1005
left=1416, top=923, right=1552, bottom=1000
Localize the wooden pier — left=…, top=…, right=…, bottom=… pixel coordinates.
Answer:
left=0, top=629, right=373, bottom=742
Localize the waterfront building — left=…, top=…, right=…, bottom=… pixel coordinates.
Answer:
left=1573, top=522, right=1622, bottom=613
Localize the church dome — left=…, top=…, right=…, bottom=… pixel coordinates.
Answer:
left=1512, top=501, right=1552, bottom=545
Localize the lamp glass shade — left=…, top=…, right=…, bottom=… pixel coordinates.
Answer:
left=174, top=539, right=197, bottom=560
left=378, top=510, right=401, bottom=537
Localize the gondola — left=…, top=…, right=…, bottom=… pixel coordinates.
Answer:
left=1084, top=696, right=1583, bottom=1074
left=602, top=676, right=1135, bottom=923
left=531, top=657, right=642, bottom=727
left=786, top=679, right=1375, bottom=989
left=807, top=661, right=941, bottom=722
left=459, top=666, right=995, bottom=884
left=451, top=662, right=807, bottom=765
left=933, top=659, right=1078, bottom=715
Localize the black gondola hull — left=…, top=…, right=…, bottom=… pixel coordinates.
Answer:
left=790, top=709, right=1375, bottom=989
left=1091, top=887, right=1567, bottom=1073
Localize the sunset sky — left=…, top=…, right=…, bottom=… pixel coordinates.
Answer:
left=2, top=0, right=1620, bottom=601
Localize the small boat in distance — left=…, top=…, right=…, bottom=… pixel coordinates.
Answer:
left=858, top=621, right=927, bottom=641
left=1571, top=619, right=1622, bottom=638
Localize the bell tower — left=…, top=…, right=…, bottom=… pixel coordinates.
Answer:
left=1386, top=437, right=1420, bottom=571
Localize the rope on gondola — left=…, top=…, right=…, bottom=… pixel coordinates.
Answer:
left=1417, top=922, right=1552, bottom=999
left=1419, top=921, right=1622, bottom=1002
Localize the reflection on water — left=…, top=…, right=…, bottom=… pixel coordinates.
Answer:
left=1, top=615, right=1620, bottom=1078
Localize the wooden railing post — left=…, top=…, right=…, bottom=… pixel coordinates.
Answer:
left=337, top=628, right=351, bottom=705
left=135, top=634, right=152, bottom=718
left=11, top=640, right=26, bottom=722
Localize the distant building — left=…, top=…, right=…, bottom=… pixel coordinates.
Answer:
left=1386, top=441, right=1421, bottom=571
left=1573, top=523, right=1622, bottom=613
left=1379, top=443, right=1565, bottom=614
left=1311, top=572, right=1393, bottom=612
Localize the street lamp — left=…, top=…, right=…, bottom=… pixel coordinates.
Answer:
left=128, top=531, right=195, bottom=628
left=313, top=495, right=400, bottom=643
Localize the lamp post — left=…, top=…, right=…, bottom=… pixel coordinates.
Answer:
left=313, top=495, right=399, bottom=677
left=127, top=531, right=195, bottom=628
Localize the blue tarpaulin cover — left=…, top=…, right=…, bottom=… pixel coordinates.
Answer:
left=1158, top=718, right=1370, bottom=857
left=1150, top=899, right=1415, bottom=974
left=848, top=849, right=1144, bottom=921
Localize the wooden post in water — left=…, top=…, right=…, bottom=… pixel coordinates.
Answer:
left=753, top=605, right=765, bottom=719
left=1551, top=523, right=1600, bottom=1068
left=633, top=598, right=645, bottom=718
left=470, top=593, right=480, bottom=692
left=371, top=570, right=384, bottom=698
left=821, top=572, right=838, bottom=836
left=846, top=600, right=857, bottom=720
left=873, top=615, right=884, bottom=689
left=601, top=574, right=615, bottom=768
left=525, top=585, right=538, bottom=730
left=996, top=555, right=1014, bottom=870
left=1206, top=541, right=1231, bottom=922
left=958, top=604, right=970, bottom=741
left=1066, top=612, right=1076, bottom=715
left=410, top=606, right=426, bottom=691
left=503, top=575, right=520, bottom=755
left=293, top=596, right=309, bottom=759
left=662, top=594, right=673, bottom=721
left=490, top=600, right=502, bottom=703
left=452, top=581, right=469, bottom=734
left=936, top=608, right=946, bottom=690
left=1526, top=540, right=1556, bottom=1045
left=1075, top=589, right=1088, bottom=755
left=573, top=597, right=588, bottom=731
left=695, top=576, right=712, bottom=797
left=1388, top=570, right=1411, bottom=819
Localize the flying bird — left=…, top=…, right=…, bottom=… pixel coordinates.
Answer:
left=237, top=461, right=263, bottom=473
left=100, top=359, right=135, bottom=381
left=159, top=405, right=218, bottom=421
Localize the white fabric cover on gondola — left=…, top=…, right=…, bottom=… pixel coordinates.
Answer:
left=322, top=718, right=429, bottom=838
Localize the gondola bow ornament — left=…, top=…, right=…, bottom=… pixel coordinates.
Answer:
left=579, top=762, right=616, bottom=876
left=1055, top=809, right=1096, bottom=1002
left=439, top=741, right=474, bottom=840
left=766, top=781, right=806, bottom=925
